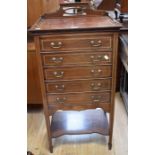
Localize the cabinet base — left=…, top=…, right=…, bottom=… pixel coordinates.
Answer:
left=50, top=109, right=109, bottom=138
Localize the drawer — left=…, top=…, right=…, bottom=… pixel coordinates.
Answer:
left=46, top=78, right=111, bottom=93
left=47, top=92, right=111, bottom=105
left=42, top=52, right=112, bottom=66
left=40, top=34, right=113, bottom=51
left=44, top=66, right=112, bottom=80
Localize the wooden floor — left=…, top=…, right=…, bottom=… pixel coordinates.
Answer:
left=27, top=93, right=128, bottom=155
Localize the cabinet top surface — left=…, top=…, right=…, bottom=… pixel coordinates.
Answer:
left=29, top=15, right=122, bottom=34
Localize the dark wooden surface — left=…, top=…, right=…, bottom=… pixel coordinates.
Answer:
left=40, top=33, right=113, bottom=51
left=30, top=8, right=121, bottom=152
left=27, top=1, right=124, bottom=105
left=97, top=0, right=115, bottom=10
left=51, top=109, right=109, bottom=138
left=27, top=41, right=42, bottom=104
left=27, top=0, right=43, bottom=27
left=117, top=0, right=128, bottom=13
left=47, top=91, right=111, bottom=105
left=45, top=78, right=111, bottom=93
left=44, top=66, right=112, bottom=80
left=30, top=16, right=121, bottom=32
left=42, top=52, right=112, bottom=66
left=27, top=0, right=60, bottom=105
left=27, top=0, right=59, bottom=27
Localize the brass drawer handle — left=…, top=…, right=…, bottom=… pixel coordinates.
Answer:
left=55, top=84, right=65, bottom=91
left=90, top=55, right=109, bottom=63
left=53, top=71, right=64, bottom=78
left=91, top=82, right=102, bottom=91
left=50, top=41, right=62, bottom=49
left=91, top=95, right=102, bottom=103
left=56, top=97, right=66, bottom=104
left=91, top=69, right=102, bottom=77
left=90, top=40, right=102, bottom=47
left=90, top=55, right=102, bottom=63
left=50, top=57, right=63, bottom=64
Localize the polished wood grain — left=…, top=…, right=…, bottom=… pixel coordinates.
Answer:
left=42, top=0, right=59, bottom=13
left=42, top=52, right=112, bottom=66
left=27, top=0, right=59, bottom=27
left=27, top=0, right=43, bottom=27
left=27, top=0, right=60, bottom=104
left=47, top=92, right=111, bottom=105
left=97, top=0, right=115, bottom=10
left=34, top=36, right=53, bottom=152
left=108, top=32, right=119, bottom=149
left=30, top=8, right=121, bottom=152
left=27, top=41, right=42, bottom=104
left=27, top=93, right=128, bottom=155
left=116, top=0, right=128, bottom=13
left=40, top=33, right=113, bottom=51
left=121, top=0, right=128, bottom=13
left=51, top=109, right=109, bottom=138
left=30, top=16, right=121, bottom=32
left=46, top=78, right=111, bottom=93
left=44, top=66, right=112, bottom=80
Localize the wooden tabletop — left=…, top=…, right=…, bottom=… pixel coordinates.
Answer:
left=30, top=15, right=122, bottom=33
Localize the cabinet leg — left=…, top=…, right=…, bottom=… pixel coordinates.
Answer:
left=48, top=137, right=53, bottom=153
left=108, top=130, right=113, bottom=150
left=45, top=114, right=53, bottom=153
left=49, top=144, right=53, bottom=153
left=108, top=142, right=112, bottom=150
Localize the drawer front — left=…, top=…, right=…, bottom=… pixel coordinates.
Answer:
left=46, top=79, right=111, bottom=93
left=44, top=66, right=112, bottom=80
left=48, top=103, right=111, bottom=113
left=40, top=34, right=112, bottom=51
left=42, top=52, right=112, bottom=66
left=47, top=92, right=111, bottom=105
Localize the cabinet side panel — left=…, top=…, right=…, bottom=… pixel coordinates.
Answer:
left=27, top=48, right=42, bottom=104
left=109, top=32, right=119, bottom=143
left=34, top=36, right=52, bottom=144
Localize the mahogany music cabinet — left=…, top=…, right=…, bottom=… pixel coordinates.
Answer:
left=29, top=4, right=121, bottom=153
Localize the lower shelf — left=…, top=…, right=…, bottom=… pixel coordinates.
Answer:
left=51, top=108, right=109, bottom=138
